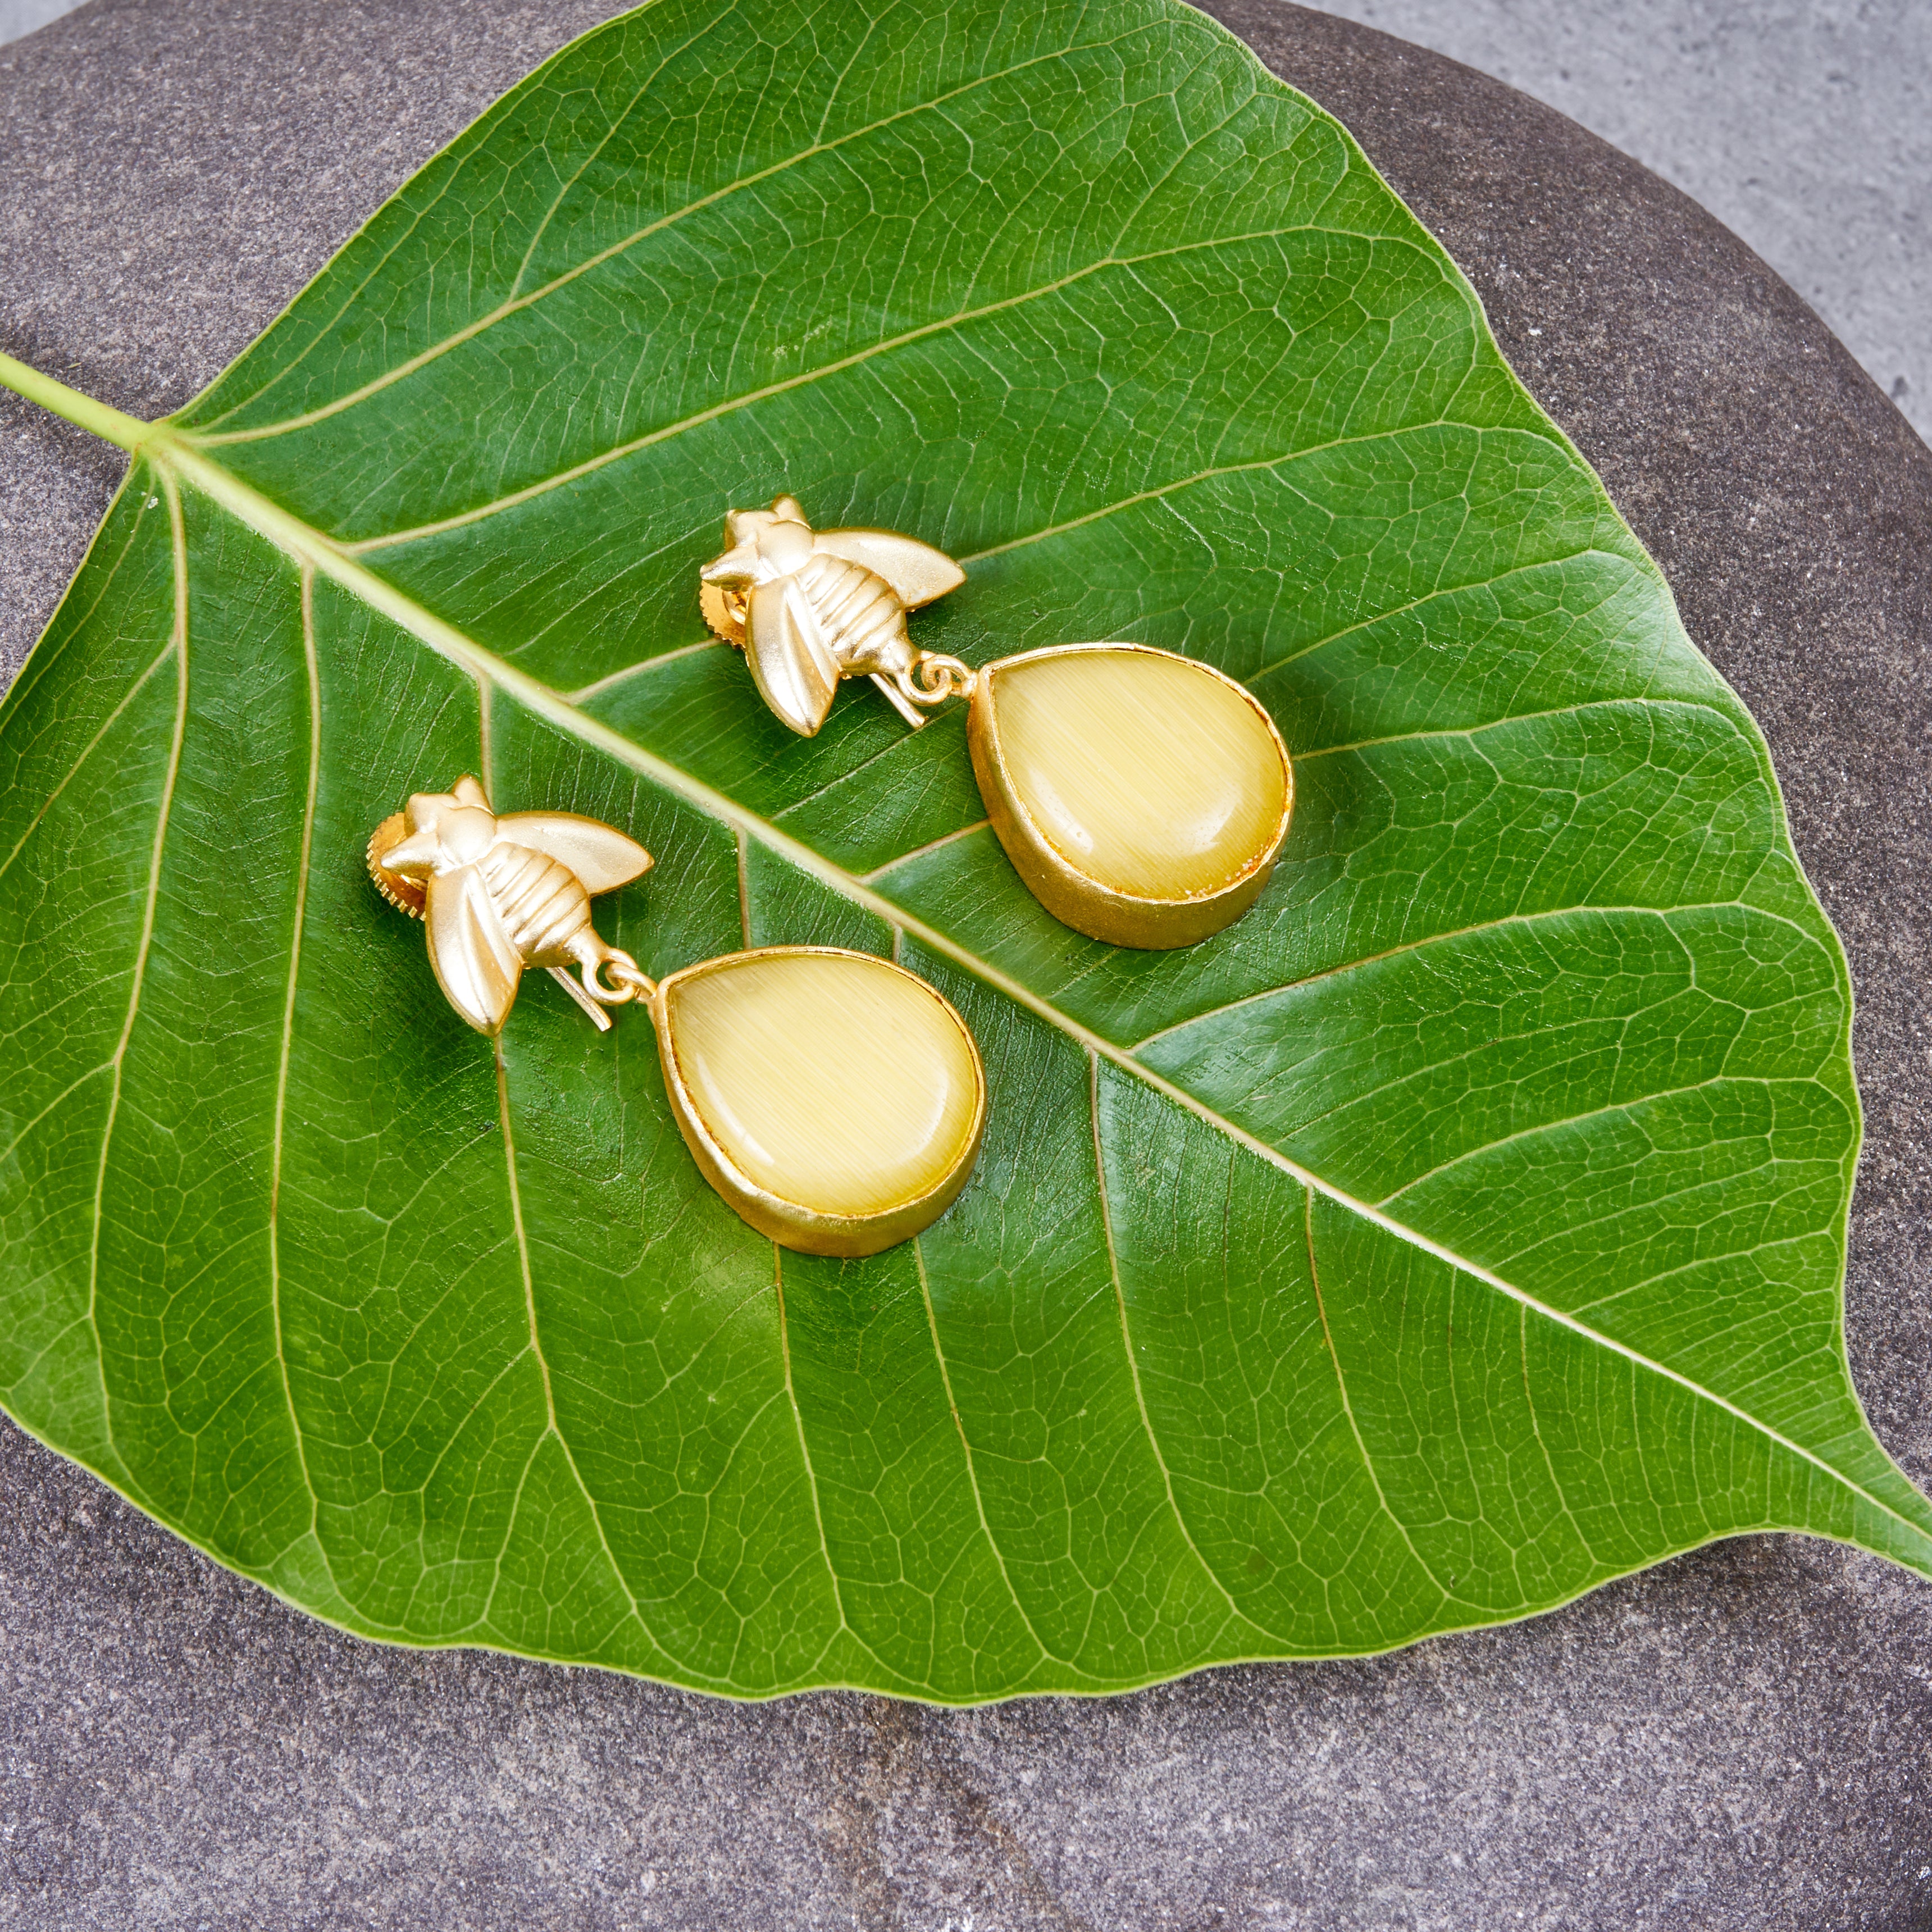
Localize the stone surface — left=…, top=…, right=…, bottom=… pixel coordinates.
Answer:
left=1305, top=0, right=1932, bottom=441
left=2, top=2, right=1930, bottom=1928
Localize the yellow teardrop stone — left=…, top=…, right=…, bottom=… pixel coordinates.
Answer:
left=972, top=645, right=1291, bottom=947
left=658, top=949, right=983, bottom=1254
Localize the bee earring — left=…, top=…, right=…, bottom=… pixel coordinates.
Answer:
left=367, top=778, right=985, bottom=1257
left=701, top=498, right=1293, bottom=949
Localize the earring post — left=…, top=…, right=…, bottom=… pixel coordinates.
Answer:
left=548, top=967, right=615, bottom=1029
left=869, top=672, right=927, bottom=728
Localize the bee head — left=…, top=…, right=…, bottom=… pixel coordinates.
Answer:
left=382, top=775, right=497, bottom=875
left=702, top=495, right=815, bottom=587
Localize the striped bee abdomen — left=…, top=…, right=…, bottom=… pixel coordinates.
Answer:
left=480, top=841, right=591, bottom=964
left=796, top=550, right=912, bottom=675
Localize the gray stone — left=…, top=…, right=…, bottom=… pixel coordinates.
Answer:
left=1302, top=0, right=1932, bottom=442
left=0, top=1, right=74, bottom=47
left=2, top=3, right=1930, bottom=1927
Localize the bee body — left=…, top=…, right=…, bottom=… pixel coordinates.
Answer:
left=479, top=840, right=593, bottom=966
left=791, top=550, right=914, bottom=682
left=700, top=496, right=969, bottom=736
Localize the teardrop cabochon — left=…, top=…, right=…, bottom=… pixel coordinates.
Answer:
left=651, top=947, right=987, bottom=1257
left=967, top=644, right=1294, bottom=950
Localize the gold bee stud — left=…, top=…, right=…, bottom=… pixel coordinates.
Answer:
left=367, top=775, right=654, bottom=1034
left=700, top=498, right=1294, bottom=949
left=698, top=494, right=976, bottom=732
left=368, top=777, right=985, bottom=1256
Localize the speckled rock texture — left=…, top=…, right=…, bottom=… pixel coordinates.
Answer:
left=2, top=2, right=1929, bottom=1927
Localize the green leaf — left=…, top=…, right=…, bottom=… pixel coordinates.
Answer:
left=0, top=0, right=1923, bottom=1703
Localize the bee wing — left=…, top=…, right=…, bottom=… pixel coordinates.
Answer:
left=813, top=530, right=965, bottom=610
left=746, top=576, right=840, bottom=737
left=425, top=864, right=522, bottom=1035
left=494, top=813, right=653, bottom=895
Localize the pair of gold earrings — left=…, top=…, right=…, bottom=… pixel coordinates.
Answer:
left=367, top=777, right=986, bottom=1260
left=699, top=496, right=1293, bottom=950
left=368, top=496, right=1294, bottom=1259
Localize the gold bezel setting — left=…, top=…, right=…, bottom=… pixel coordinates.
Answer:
left=967, top=642, right=1295, bottom=950
left=649, top=946, right=988, bottom=1257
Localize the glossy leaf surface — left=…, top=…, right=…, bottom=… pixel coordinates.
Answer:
left=1, top=0, right=1925, bottom=1702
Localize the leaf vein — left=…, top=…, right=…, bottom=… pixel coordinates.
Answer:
left=1091, top=1051, right=1280, bottom=1647
left=82, top=467, right=190, bottom=1502
left=913, top=1235, right=1063, bottom=1673
left=187, top=24, right=1163, bottom=446
left=266, top=569, right=327, bottom=1546
left=1305, top=1194, right=1456, bottom=1600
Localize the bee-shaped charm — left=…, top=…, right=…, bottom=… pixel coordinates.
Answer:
left=368, top=776, right=654, bottom=1036
left=699, top=495, right=973, bottom=736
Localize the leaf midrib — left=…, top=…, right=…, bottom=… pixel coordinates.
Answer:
left=118, top=421, right=1931, bottom=1560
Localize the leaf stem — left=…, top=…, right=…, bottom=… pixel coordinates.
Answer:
left=0, top=350, right=151, bottom=453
